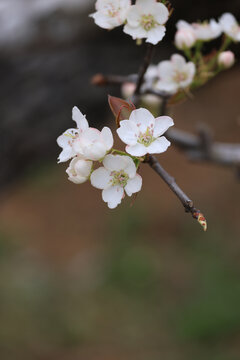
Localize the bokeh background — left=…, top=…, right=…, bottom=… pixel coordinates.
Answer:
left=0, top=1, right=240, bottom=359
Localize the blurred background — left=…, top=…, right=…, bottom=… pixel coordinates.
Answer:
left=0, top=0, right=240, bottom=359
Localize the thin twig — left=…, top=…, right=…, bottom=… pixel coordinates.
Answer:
left=145, top=155, right=206, bottom=229
left=134, top=43, right=154, bottom=96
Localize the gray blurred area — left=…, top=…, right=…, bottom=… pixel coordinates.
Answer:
left=0, top=0, right=240, bottom=188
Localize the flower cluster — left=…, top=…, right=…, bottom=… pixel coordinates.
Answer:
left=140, top=54, right=196, bottom=95
left=175, top=13, right=240, bottom=49
left=57, top=106, right=174, bottom=208
left=90, top=0, right=170, bottom=45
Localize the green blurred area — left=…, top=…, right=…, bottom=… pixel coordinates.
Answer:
left=0, top=171, right=240, bottom=360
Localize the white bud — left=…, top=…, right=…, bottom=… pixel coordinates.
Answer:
left=175, top=29, right=196, bottom=49
left=121, top=82, right=136, bottom=99
left=218, top=51, right=235, bottom=68
left=66, top=157, right=92, bottom=184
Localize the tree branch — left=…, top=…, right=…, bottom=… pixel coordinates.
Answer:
left=166, top=128, right=240, bottom=168
left=134, top=43, right=154, bottom=96
left=145, top=154, right=207, bottom=230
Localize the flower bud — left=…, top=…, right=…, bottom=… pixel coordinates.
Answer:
left=175, top=29, right=196, bottom=49
left=218, top=51, right=235, bottom=68
left=121, top=82, right=136, bottom=99
left=66, top=157, right=92, bottom=184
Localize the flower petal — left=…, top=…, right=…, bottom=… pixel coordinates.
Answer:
left=154, top=3, right=169, bottom=24
left=57, top=147, right=75, bottom=163
left=103, top=154, right=127, bottom=171
left=101, top=127, right=114, bottom=150
left=123, top=24, right=147, bottom=40
left=122, top=156, right=137, bottom=178
left=129, top=108, right=155, bottom=133
left=72, top=107, right=89, bottom=132
left=91, top=167, right=111, bottom=189
left=147, top=136, right=171, bottom=154
left=125, top=174, right=142, bottom=196
left=146, top=25, right=166, bottom=45
left=117, top=120, right=139, bottom=146
left=102, top=186, right=124, bottom=209
left=82, top=142, right=107, bottom=161
left=126, top=143, right=147, bottom=156
left=153, top=116, right=174, bottom=137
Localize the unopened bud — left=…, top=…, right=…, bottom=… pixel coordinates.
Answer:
left=121, top=82, right=136, bottom=99
left=175, top=29, right=196, bottom=49
left=218, top=51, right=235, bottom=68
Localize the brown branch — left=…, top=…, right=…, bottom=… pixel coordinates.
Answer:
left=145, top=154, right=207, bottom=230
left=134, top=43, right=154, bottom=96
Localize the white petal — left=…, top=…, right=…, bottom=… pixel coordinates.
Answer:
left=146, top=25, right=166, bottom=44
left=117, top=120, right=139, bottom=146
left=57, top=129, right=78, bottom=148
left=125, top=174, right=142, bottom=196
left=83, top=142, right=107, bottom=161
left=101, top=127, right=114, bottom=150
left=103, top=154, right=127, bottom=171
left=123, top=24, right=147, bottom=40
left=72, top=107, right=89, bottom=132
left=122, top=156, right=137, bottom=178
left=75, top=159, right=92, bottom=177
left=219, top=13, right=237, bottom=30
left=157, top=61, right=174, bottom=80
left=177, top=20, right=192, bottom=30
left=80, top=128, right=101, bottom=145
left=153, top=116, right=174, bottom=137
left=154, top=3, right=169, bottom=24
left=171, top=54, right=186, bottom=69
left=155, top=80, right=179, bottom=94
left=129, top=108, right=155, bottom=133
left=136, top=0, right=156, bottom=11
left=102, top=186, right=124, bottom=209
left=126, top=5, right=141, bottom=27
left=147, top=136, right=171, bottom=154
left=57, top=147, right=75, bottom=163
left=126, top=143, right=147, bottom=157
left=91, top=167, right=111, bottom=189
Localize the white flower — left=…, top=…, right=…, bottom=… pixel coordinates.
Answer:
left=91, top=155, right=142, bottom=209
left=218, top=51, right=235, bottom=68
left=117, top=108, right=174, bottom=156
left=192, top=19, right=222, bottom=40
left=73, top=127, right=114, bottom=161
left=154, top=54, right=196, bottom=94
left=90, top=0, right=131, bottom=30
left=57, top=107, right=89, bottom=163
left=219, top=13, right=240, bottom=42
left=66, top=157, right=92, bottom=184
left=175, top=28, right=196, bottom=49
left=176, top=19, right=222, bottom=42
left=121, top=82, right=136, bottom=99
left=123, top=0, right=169, bottom=45
left=57, top=106, right=114, bottom=163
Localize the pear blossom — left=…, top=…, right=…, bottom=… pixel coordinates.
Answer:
left=218, top=51, right=235, bottom=68
left=176, top=19, right=222, bottom=42
left=175, top=28, right=196, bottom=49
left=219, top=13, right=240, bottom=42
left=91, top=155, right=142, bottom=209
left=57, top=107, right=89, bottom=163
left=57, top=106, right=114, bottom=163
left=117, top=108, right=174, bottom=157
left=66, top=157, right=93, bottom=184
left=73, top=126, right=114, bottom=161
left=123, top=0, right=169, bottom=45
left=154, top=54, right=196, bottom=94
left=90, top=0, right=131, bottom=30
left=192, top=19, right=222, bottom=40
